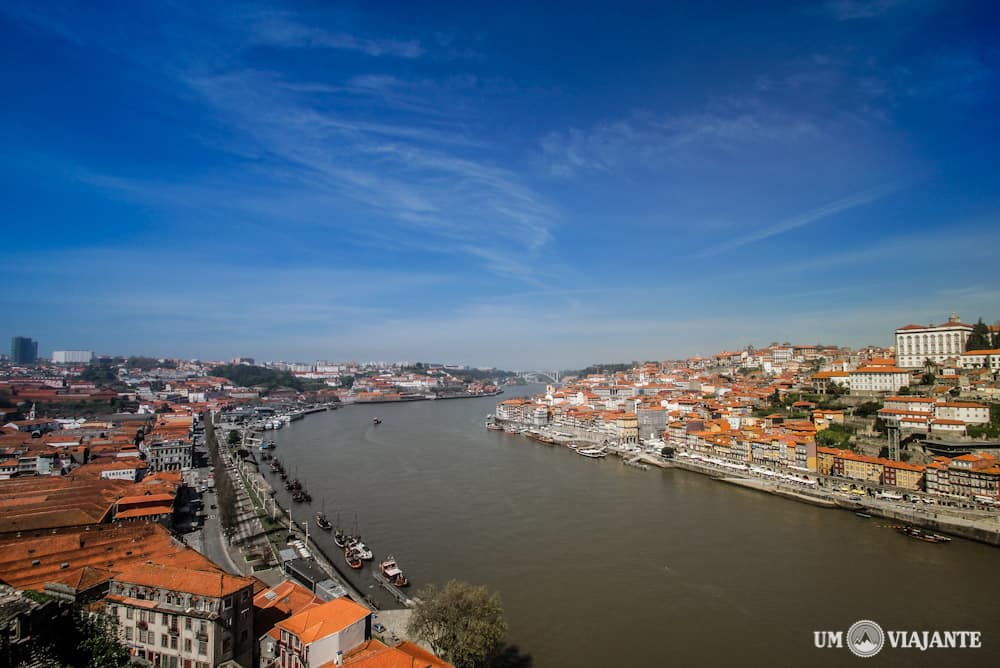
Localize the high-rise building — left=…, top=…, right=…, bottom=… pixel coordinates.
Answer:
left=10, top=337, right=38, bottom=364
left=52, top=350, right=94, bottom=364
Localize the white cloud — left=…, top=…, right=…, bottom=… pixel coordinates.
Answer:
left=697, top=185, right=897, bottom=256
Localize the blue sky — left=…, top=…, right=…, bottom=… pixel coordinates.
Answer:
left=2, top=1, right=998, bottom=369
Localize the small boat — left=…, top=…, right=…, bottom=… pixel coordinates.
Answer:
left=334, top=513, right=347, bottom=548
left=486, top=422, right=503, bottom=431
left=373, top=417, right=382, bottom=425
left=315, top=501, right=333, bottom=531
left=855, top=512, right=873, bottom=519
left=380, top=555, right=409, bottom=587
left=578, top=448, right=608, bottom=458
left=897, top=526, right=948, bottom=543
left=345, top=547, right=362, bottom=569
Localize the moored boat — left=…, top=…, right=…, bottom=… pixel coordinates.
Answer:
left=345, top=547, right=362, bottom=569
left=334, top=513, right=347, bottom=548
left=315, top=512, right=332, bottom=531
left=578, top=447, right=608, bottom=458
left=897, top=526, right=949, bottom=543
left=380, top=555, right=409, bottom=587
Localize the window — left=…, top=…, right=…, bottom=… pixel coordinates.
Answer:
left=161, top=633, right=168, bottom=647
left=170, top=635, right=177, bottom=650
left=198, top=640, right=207, bottom=656
left=125, top=627, right=133, bottom=641
left=126, top=608, right=134, bottom=620
left=185, top=639, right=191, bottom=653
left=185, top=617, right=192, bottom=630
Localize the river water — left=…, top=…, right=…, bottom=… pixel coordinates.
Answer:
left=269, top=384, right=999, bottom=667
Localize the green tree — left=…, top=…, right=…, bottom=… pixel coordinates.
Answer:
left=76, top=613, right=131, bottom=668
left=227, top=429, right=241, bottom=446
left=966, top=318, right=991, bottom=351
left=408, top=580, right=508, bottom=668
left=920, top=372, right=936, bottom=386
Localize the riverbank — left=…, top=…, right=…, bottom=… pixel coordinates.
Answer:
left=495, top=419, right=1000, bottom=548
left=669, top=456, right=1000, bottom=546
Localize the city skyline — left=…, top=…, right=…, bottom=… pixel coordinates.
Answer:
left=2, top=1, right=998, bottom=368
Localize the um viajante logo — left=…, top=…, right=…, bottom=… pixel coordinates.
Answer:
left=814, top=619, right=983, bottom=658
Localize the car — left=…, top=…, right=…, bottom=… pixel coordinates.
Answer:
left=373, top=623, right=386, bottom=633
left=210, top=504, right=217, bottom=509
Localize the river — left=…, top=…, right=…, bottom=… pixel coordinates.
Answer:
left=269, top=384, right=1000, bottom=667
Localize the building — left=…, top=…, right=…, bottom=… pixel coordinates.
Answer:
left=275, top=597, right=372, bottom=667
left=848, top=365, right=911, bottom=395
left=959, top=349, right=1000, bottom=372
left=9, top=337, right=38, bottom=364
left=51, top=350, right=94, bottom=364
left=142, top=439, right=193, bottom=472
left=934, top=401, right=990, bottom=425
left=105, top=562, right=255, bottom=668
left=946, top=454, right=1000, bottom=501
left=894, top=314, right=973, bottom=368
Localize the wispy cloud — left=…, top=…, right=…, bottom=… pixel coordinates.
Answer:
left=697, top=185, right=897, bottom=256
left=244, top=12, right=424, bottom=58
left=821, top=0, right=912, bottom=21
left=539, top=105, right=819, bottom=177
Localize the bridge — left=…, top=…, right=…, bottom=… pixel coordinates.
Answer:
left=518, top=370, right=562, bottom=384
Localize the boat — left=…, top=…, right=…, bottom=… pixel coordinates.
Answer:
left=373, top=417, right=382, bottom=425
left=345, top=547, right=362, bottom=569
left=523, top=430, right=555, bottom=445
left=503, top=426, right=520, bottom=435
left=351, top=540, right=374, bottom=560
left=379, top=555, right=409, bottom=587
left=855, top=512, right=873, bottom=518
left=578, top=447, right=608, bottom=458
left=333, top=513, right=347, bottom=548
left=315, top=501, right=333, bottom=531
left=486, top=422, right=503, bottom=431
left=897, top=526, right=949, bottom=543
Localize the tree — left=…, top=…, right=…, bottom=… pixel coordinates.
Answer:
left=966, top=318, right=991, bottom=351
left=227, top=429, right=241, bottom=446
left=76, top=613, right=131, bottom=668
left=408, top=580, right=508, bottom=668
left=920, top=372, right=936, bottom=386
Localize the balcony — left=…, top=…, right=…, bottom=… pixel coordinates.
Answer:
left=168, top=626, right=180, bottom=636
left=195, top=631, right=209, bottom=641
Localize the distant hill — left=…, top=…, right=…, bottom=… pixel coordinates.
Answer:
left=210, top=364, right=305, bottom=393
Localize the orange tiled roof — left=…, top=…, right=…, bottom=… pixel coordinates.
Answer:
left=113, top=561, right=252, bottom=598
left=277, top=597, right=371, bottom=644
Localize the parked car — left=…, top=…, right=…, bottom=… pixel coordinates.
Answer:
left=373, top=623, right=386, bottom=633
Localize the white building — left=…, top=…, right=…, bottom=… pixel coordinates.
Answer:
left=959, top=349, right=1000, bottom=372
left=106, top=562, right=255, bottom=668
left=51, top=350, right=94, bottom=364
left=934, top=401, right=991, bottom=425
left=275, top=597, right=371, bottom=667
left=894, top=314, right=973, bottom=368
left=849, top=365, right=911, bottom=394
